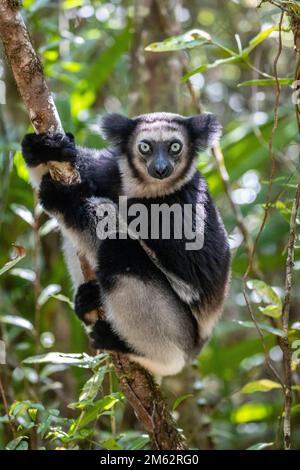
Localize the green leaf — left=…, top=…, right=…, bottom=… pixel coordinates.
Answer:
left=0, top=245, right=26, bottom=276
left=10, top=204, right=34, bottom=226
left=247, top=279, right=282, bottom=307
left=100, top=438, right=123, bottom=450
left=172, top=393, right=193, bottom=411
left=238, top=78, right=294, bottom=87
left=79, top=369, right=107, bottom=402
left=10, top=268, right=36, bottom=282
left=231, top=403, right=272, bottom=423
left=63, top=0, right=83, bottom=9
left=259, top=305, right=282, bottom=319
left=145, top=29, right=212, bottom=52
left=38, top=218, right=58, bottom=237
left=0, top=314, right=34, bottom=331
left=72, top=394, right=122, bottom=431
left=23, top=352, right=107, bottom=368
left=241, top=379, right=281, bottom=394
left=233, top=320, right=284, bottom=338
left=247, top=442, right=274, bottom=450
left=6, top=437, right=28, bottom=450
left=51, top=293, right=74, bottom=309
left=38, top=284, right=61, bottom=306
left=242, top=27, right=279, bottom=57
left=127, top=434, right=150, bottom=450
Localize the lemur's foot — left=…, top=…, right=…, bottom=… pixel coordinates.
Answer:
left=90, top=319, right=133, bottom=353
left=22, top=132, right=76, bottom=167
left=75, top=280, right=102, bottom=325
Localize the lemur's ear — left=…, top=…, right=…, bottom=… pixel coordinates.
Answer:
left=187, top=113, right=222, bottom=151
left=101, top=113, right=135, bottom=144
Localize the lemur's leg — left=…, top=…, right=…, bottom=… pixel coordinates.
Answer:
left=74, top=281, right=132, bottom=354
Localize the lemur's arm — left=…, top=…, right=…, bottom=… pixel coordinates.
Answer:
left=22, top=132, right=121, bottom=199
left=22, top=133, right=120, bottom=230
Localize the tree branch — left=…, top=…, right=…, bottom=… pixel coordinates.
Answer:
left=0, top=0, right=187, bottom=450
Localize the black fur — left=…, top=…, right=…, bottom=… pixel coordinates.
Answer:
left=90, top=320, right=133, bottom=353
left=75, top=280, right=102, bottom=323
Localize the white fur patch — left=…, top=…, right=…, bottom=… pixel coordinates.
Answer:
left=28, top=164, right=48, bottom=190
left=119, top=157, right=196, bottom=199
left=103, top=275, right=191, bottom=376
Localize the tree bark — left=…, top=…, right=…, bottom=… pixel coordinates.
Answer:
left=0, top=0, right=187, bottom=450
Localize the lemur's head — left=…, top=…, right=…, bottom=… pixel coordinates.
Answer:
left=101, top=112, right=221, bottom=198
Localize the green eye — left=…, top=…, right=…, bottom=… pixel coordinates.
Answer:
left=138, top=141, right=151, bottom=154
left=170, top=141, right=182, bottom=154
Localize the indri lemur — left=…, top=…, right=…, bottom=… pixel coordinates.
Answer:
left=22, top=112, right=230, bottom=376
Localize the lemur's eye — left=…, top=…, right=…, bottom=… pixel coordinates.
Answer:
left=138, top=141, right=152, bottom=155
left=170, top=141, right=182, bottom=154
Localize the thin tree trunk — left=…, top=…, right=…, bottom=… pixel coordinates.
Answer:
left=0, top=0, right=187, bottom=450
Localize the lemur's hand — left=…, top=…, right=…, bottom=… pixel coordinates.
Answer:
left=75, top=281, right=102, bottom=325
left=22, top=132, right=76, bottom=167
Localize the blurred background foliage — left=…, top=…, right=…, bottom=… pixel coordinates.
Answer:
left=0, top=0, right=300, bottom=450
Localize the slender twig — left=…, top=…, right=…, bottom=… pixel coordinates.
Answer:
left=280, top=177, right=300, bottom=450
left=279, top=6, right=300, bottom=450
left=244, top=11, right=284, bottom=281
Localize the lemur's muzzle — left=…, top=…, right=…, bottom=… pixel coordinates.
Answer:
left=148, top=152, right=173, bottom=180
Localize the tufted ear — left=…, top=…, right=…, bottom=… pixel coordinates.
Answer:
left=100, top=113, right=136, bottom=144
left=186, top=113, right=222, bottom=151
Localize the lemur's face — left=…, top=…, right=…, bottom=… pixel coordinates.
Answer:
left=130, top=115, right=190, bottom=181
left=101, top=112, right=221, bottom=197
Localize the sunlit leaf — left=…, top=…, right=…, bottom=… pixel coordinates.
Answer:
left=71, top=394, right=123, bottom=431
left=14, top=150, right=29, bottom=182
left=238, top=78, right=294, bottom=87
left=259, top=305, right=282, bottom=319
left=63, top=0, right=83, bottom=9
left=247, top=442, right=274, bottom=450
left=241, top=379, right=281, bottom=394
left=23, top=352, right=107, bottom=368
left=247, top=279, right=282, bottom=307
left=145, top=29, right=211, bottom=52
left=0, top=315, right=34, bottom=331
left=231, top=403, right=272, bottom=423
left=38, top=218, right=59, bottom=237
left=10, top=268, right=36, bottom=282
left=38, top=284, right=61, bottom=306
left=11, top=203, right=34, bottom=226
left=242, top=27, right=279, bottom=57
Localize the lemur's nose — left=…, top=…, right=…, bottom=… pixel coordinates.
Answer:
left=154, top=163, right=169, bottom=179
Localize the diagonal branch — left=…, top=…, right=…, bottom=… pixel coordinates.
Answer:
left=0, top=0, right=187, bottom=450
